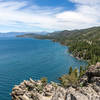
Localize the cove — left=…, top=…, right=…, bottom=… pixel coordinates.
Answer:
left=0, top=37, right=87, bottom=100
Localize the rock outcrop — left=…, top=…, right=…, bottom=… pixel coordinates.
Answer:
left=11, top=63, right=100, bottom=100
left=65, top=62, right=100, bottom=100
left=11, top=79, right=66, bottom=100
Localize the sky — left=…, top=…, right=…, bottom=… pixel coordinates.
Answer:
left=0, top=0, right=100, bottom=32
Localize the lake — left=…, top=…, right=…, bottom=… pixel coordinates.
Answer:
left=0, top=37, right=87, bottom=100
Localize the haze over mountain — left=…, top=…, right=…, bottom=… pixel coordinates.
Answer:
left=18, top=26, right=100, bottom=40
left=0, top=31, right=49, bottom=37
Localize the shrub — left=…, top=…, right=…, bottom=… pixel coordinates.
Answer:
left=59, top=68, right=79, bottom=88
left=41, top=77, right=48, bottom=86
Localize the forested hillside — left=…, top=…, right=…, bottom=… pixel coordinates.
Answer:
left=17, top=26, right=100, bottom=65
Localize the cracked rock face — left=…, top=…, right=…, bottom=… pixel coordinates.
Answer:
left=51, top=87, right=66, bottom=100
left=66, top=86, right=100, bottom=100
left=11, top=63, right=100, bottom=100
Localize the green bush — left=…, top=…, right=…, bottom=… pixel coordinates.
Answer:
left=41, top=77, right=48, bottom=86
left=59, top=68, right=79, bottom=88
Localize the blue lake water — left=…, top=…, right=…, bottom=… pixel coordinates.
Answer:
left=0, top=37, right=87, bottom=100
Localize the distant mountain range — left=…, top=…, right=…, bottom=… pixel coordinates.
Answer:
left=0, top=31, right=49, bottom=37
left=17, top=26, right=100, bottom=42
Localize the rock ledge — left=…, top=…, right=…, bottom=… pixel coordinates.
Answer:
left=11, top=63, right=100, bottom=100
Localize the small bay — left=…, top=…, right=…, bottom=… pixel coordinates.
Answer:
left=0, top=37, right=87, bottom=100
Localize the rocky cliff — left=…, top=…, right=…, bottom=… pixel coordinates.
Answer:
left=11, top=63, right=100, bottom=100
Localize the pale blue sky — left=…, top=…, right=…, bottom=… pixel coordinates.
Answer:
left=0, top=0, right=100, bottom=32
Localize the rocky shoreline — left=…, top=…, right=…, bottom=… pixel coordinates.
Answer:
left=11, top=63, right=100, bottom=100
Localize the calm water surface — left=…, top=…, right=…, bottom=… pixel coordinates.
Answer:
left=0, top=37, right=87, bottom=100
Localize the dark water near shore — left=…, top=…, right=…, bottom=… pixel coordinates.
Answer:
left=0, top=37, right=87, bottom=100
